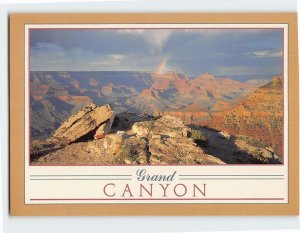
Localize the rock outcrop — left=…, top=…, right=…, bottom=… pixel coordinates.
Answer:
left=30, top=71, right=269, bottom=139
left=202, top=76, right=283, bottom=156
left=131, top=115, right=224, bottom=165
left=132, top=115, right=191, bottom=139
left=116, top=138, right=149, bottom=165
left=52, top=103, right=114, bottom=143
left=198, top=127, right=282, bottom=164
left=31, top=105, right=281, bottom=165
left=149, top=137, right=224, bottom=165
left=103, top=131, right=127, bottom=154
left=218, top=131, right=230, bottom=140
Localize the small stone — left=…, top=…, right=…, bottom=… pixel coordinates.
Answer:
left=260, top=148, right=273, bottom=159
left=103, top=134, right=123, bottom=154
left=124, top=159, right=132, bottom=165
left=218, top=131, right=230, bottom=140
left=116, top=131, right=128, bottom=139
left=265, top=146, right=274, bottom=152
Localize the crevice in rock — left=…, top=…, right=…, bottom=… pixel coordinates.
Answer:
left=142, top=137, right=152, bottom=164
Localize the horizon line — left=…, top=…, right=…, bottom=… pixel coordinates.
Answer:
left=29, top=70, right=278, bottom=78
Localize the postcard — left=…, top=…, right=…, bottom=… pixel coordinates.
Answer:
left=9, top=13, right=299, bottom=215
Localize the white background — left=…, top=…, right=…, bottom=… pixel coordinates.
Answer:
left=0, top=0, right=299, bottom=233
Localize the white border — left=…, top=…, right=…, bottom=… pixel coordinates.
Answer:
left=28, top=24, right=288, bottom=29
left=24, top=24, right=289, bottom=205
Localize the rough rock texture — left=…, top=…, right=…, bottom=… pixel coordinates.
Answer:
left=132, top=121, right=153, bottom=138
left=233, top=139, right=281, bottom=164
left=31, top=109, right=281, bottom=165
left=94, top=113, right=115, bottom=139
left=149, top=137, right=224, bottom=165
left=115, top=138, right=149, bottom=165
left=103, top=132, right=127, bottom=154
left=131, top=115, right=224, bottom=165
left=199, top=127, right=282, bottom=164
left=52, top=103, right=114, bottom=142
left=32, top=139, right=115, bottom=165
left=202, top=76, right=283, bottom=156
left=132, top=115, right=191, bottom=139
left=30, top=138, right=67, bottom=159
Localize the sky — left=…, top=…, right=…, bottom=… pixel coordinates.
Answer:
left=30, top=28, right=283, bottom=79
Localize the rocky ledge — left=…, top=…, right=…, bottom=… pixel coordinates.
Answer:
left=30, top=103, right=282, bottom=165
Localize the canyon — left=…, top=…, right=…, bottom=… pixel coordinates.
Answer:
left=30, top=71, right=283, bottom=161
left=30, top=71, right=269, bottom=137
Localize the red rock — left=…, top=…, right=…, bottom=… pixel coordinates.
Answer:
left=95, top=134, right=106, bottom=139
left=202, top=76, right=283, bottom=156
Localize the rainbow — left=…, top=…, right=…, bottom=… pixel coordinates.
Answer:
left=155, top=57, right=168, bottom=74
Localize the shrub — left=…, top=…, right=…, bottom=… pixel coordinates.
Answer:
left=191, top=129, right=206, bottom=141
left=30, top=141, right=45, bottom=158
left=115, top=145, right=139, bottom=164
left=30, top=140, right=64, bottom=159
left=236, top=135, right=266, bottom=148
left=191, top=129, right=208, bottom=147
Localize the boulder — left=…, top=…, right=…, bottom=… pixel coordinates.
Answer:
left=132, top=121, right=153, bottom=138
left=149, top=137, right=225, bottom=165
left=260, top=147, right=280, bottom=161
left=94, top=113, right=115, bottom=139
left=103, top=134, right=124, bottom=154
left=132, top=115, right=191, bottom=139
left=260, top=148, right=273, bottom=159
left=115, top=138, right=149, bottom=165
left=152, top=115, right=191, bottom=138
left=151, top=134, right=162, bottom=139
left=53, top=103, right=114, bottom=142
left=218, top=131, right=230, bottom=140
left=265, top=146, right=274, bottom=153
left=117, top=131, right=129, bottom=139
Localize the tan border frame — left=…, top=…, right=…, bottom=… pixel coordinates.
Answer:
left=10, top=13, right=299, bottom=216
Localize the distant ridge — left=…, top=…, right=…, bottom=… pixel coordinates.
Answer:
left=30, top=71, right=272, bottom=139
left=202, top=76, right=283, bottom=156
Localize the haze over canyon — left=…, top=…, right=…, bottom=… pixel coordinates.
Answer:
left=30, top=70, right=283, bottom=162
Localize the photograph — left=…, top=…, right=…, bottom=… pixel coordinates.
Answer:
left=29, top=27, right=284, bottom=166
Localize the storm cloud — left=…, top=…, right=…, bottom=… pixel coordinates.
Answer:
left=30, top=28, right=283, bottom=79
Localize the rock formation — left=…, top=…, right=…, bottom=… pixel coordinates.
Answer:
left=202, top=76, right=283, bottom=156
left=52, top=103, right=115, bottom=143
left=103, top=131, right=127, bottom=154
left=149, top=137, right=224, bottom=165
left=218, top=131, right=230, bottom=140
left=30, top=71, right=269, bottom=139
left=31, top=102, right=282, bottom=165
left=132, top=115, right=191, bottom=138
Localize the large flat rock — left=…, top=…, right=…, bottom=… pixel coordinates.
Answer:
left=53, top=103, right=114, bottom=142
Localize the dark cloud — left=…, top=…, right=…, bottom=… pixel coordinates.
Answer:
left=30, top=28, right=283, bottom=79
left=30, top=29, right=152, bottom=56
